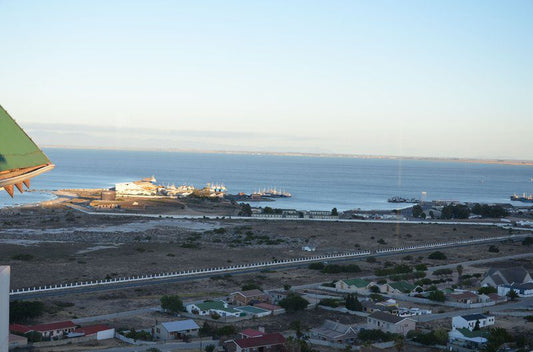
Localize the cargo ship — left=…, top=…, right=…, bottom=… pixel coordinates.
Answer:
left=510, top=193, right=533, bottom=203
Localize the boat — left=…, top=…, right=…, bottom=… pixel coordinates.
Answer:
left=510, top=193, right=533, bottom=203
left=253, top=187, right=292, bottom=198
left=388, top=196, right=419, bottom=203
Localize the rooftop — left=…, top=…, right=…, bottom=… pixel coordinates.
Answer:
left=369, top=311, right=409, bottom=324
left=389, top=281, right=416, bottom=293
left=196, top=301, right=239, bottom=313
left=461, top=314, right=490, bottom=321
left=342, top=278, right=369, bottom=288
left=74, top=325, right=113, bottom=336
left=161, top=320, right=200, bottom=332
left=234, top=333, right=285, bottom=348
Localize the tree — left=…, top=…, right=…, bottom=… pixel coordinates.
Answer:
left=428, top=290, right=445, bottom=302
left=279, top=293, right=309, bottom=313
left=238, top=203, right=252, bottom=217
left=331, top=207, right=338, bottom=216
left=506, top=289, right=518, bottom=301
left=485, top=327, right=513, bottom=352
left=242, top=282, right=262, bottom=291
left=205, top=345, right=215, bottom=352
left=394, top=335, right=405, bottom=352
left=412, top=205, right=424, bottom=218
left=345, top=294, right=362, bottom=311
left=160, top=295, right=184, bottom=314
left=456, top=264, right=463, bottom=280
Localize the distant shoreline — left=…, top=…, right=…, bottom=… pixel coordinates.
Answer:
left=42, top=145, right=533, bottom=166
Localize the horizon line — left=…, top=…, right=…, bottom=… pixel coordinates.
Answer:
left=41, top=144, right=533, bottom=166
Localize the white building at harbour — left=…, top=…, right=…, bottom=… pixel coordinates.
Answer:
left=1, top=266, right=10, bottom=352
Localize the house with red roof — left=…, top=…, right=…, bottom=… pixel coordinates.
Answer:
left=225, top=332, right=286, bottom=352
left=239, top=328, right=264, bottom=339
left=10, top=321, right=77, bottom=340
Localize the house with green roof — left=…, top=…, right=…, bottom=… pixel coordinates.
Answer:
left=186, top=300, right=242, bottom=318
left=380, top=281, right=420, bottom=294
left=0, top=105, right=54, bottom=197
left=335, top=278, right=374, bottom=293
left=448, top=327, right=490, bottom=351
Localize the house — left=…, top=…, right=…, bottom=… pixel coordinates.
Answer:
left=254, top=303, right=285, bottom=315
left=186, top=301, right=242, bottom=317
left=481, top=266, right=532, bottom=287
left=239, top=328, right=265, bottom=339
left=452, top=314, right=494, bottom=331
left=225, top=332, right=286, bottom=352
left=310, top=320, right=359, bottom=344
left=361, top=301, right=398, bottom=315
left=498, top=282, right=533, bottom=297
left=335, top=278, right=372, bottom=293
left=366, top=311, right=416, bottom=335
left=230, top=289, right=270, bottom=306
left=267, top=290, right=289, bottom=304
left=446, top=291, right=481, bottom=304
left=10, top=321, right=77, bottom=340
left=448, top=328, right=489, bottom=351
left=379, top=281, right=418, bottom=294
left=72, top=325, right=115, bottom=340
left=152, top=319, right=199, bottom=340
left=486, top=293, right=507, bottom=303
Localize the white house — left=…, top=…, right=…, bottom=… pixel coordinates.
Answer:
left=0, top=266, right=9, bottom=352
left=452, top=314, right=494, bottom=331
left=152, top=320, right=199, bottom=340
left=498, top=282, right=533, bottom=297
left=186, top=301, right=241, bottom=317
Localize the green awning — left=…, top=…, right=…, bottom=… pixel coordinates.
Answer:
left=0, top=104, right=54, bottom=197
left=0, top=105, right=51, bottom=171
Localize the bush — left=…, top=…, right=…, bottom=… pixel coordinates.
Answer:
left=10, top=301, right=44, bottom=323
left=308, top=262, right=325, bottom=270
left=428, top=290, right=446, bottom=302
left=415, top=264, right=427, bottom=271
left=322, top=264, right=361, bottom=274
left=522, top=237, right=533, bottom=246
left=345, top=294, right=362, bottom=311
left=125, top=328, right=153, bottom=341
left=407, top=329, right=448, bottom=346
left=488, top=245, right=499, bottom=253
left=10, top=253, right=34, bottom=261
left=478, top=286, right=497, bottom=295
left=319, top=298, right=340, bottom=308
left=358, top=329, right=399, bottom=342
left=242, top=282, right=262, bottom=291
left=428, top=251, right=447, bottom=260
left=279, top=293, right=309, bottom=313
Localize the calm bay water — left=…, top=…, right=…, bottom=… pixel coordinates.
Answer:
left=1, top=148, right=532, bottom=210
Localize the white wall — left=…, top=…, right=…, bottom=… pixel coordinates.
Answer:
left=0, top=266, right=10, bottom=352
left=96, top=328, right=115, bottom=340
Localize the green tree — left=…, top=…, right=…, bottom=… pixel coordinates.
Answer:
left=506, top=289, right=518, bottom=301
left=428, top=290, right=445, bottom=302
left=279, top=293, right=310, bottom=313
left=331, top=207, right=338, bottom=216
left=238, top=203, right=252, bottom=216
left=394, top=335, right=405, bottom=352
left=160, top=295, right=184, bottom=314
left=205, top=345, right=215, bottom=352
left=412, top=205, right=424, bottom=218
left=478, top=286, right=497, bottom=295
left=484, top=327, right=513, bottom=352
left=456, top=264, right=463, bottom=280
left=345, top=293, right=362, bottom=311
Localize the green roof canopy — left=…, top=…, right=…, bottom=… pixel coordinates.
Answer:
left=0, top=105, right=50, bottom=171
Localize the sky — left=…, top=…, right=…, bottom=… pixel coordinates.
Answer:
left=1, top=1, right=532, bottom=160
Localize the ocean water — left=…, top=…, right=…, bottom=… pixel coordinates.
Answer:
left=1, top=148, right=532, bottom=211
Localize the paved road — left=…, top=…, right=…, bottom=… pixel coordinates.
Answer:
left=67, top=203, right=533, bottom=228
left=413, top=296, right=533, bottom=322
left=427, top=252, right=533, bottom=273
left=11, top=233, right=531, bottom=301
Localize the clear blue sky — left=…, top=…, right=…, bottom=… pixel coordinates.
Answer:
left=1, top=1, right=532, bottom=159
